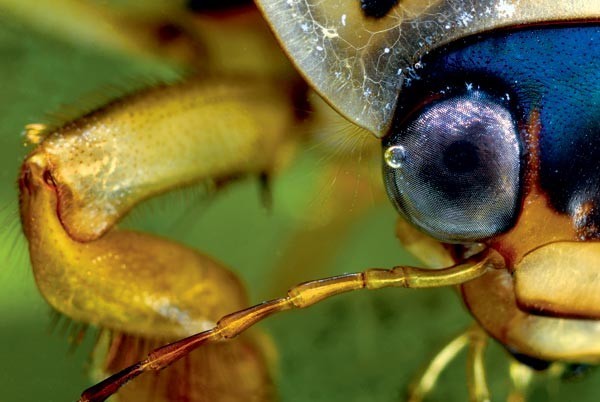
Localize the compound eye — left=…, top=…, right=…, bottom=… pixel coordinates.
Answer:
left=383, top=91, right=521, bottom=242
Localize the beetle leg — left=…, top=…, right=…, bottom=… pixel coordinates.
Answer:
left=408, top=325, right=494, bottom=402
left=19, top=77, right=300, bottom=401
left=466, top=325, right=491, bottom=402
left=78, top=249, right=504, bottom=402
left=20, top=77, right=299, bottom=333
left=407, top=330, right=471, bottom=402
left=507, top=359, right=534, bottom=402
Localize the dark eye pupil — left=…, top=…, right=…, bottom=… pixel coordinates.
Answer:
left=443, top=140, right=479, bottom=173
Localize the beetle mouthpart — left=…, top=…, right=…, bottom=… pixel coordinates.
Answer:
left=514, top=242, right=600, bottom=319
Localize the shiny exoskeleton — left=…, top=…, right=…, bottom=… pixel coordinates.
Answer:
left=384, top=25, right=600, bottom=363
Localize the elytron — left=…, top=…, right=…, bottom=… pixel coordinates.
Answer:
left=2, top=0, right=599, bottom=401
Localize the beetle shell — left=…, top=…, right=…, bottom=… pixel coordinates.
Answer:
left=257, top=0, right=599, bottom=135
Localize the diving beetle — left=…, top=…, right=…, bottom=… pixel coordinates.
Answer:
left=12, top=0, right=600, bottom=401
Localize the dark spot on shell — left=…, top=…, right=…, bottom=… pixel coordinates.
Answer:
left=360, top=0, right=399, bottom=19
left=573, top=200, right=600, bottom=240
left=186, top=0, right=252, bottom=13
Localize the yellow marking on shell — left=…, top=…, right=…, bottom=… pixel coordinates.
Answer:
left=490, top=109, right=576, bottom=266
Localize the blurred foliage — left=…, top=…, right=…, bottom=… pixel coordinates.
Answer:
left=0, top=2, right=599, bottom=402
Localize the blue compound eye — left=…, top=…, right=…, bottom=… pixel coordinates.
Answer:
left=383, top=90, right=521, bottom=242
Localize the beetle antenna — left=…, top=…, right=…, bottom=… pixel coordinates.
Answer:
left=78, top=249, right=503, bottom=402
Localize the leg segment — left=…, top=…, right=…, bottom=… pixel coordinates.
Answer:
left=27, top=79, right=297, bottom=242
left=507, top=359, right=534, bottom=402
left=79, top=249, right=504, bottom=402
left=408, top=330, right=471, bottom=402
left=19, top=78, right=299, bottom=401
left=20, top=78, right=298, bottom=339
left=466, top=325, right=491, bottom=402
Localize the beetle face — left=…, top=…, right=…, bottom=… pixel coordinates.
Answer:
left=381, top=25, right=600, bottom=361
left=260, top=0, right=600, bottom=362
left=383, top=25, right=599, bottom=247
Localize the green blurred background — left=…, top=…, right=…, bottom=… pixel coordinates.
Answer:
left=0, top=2, right=599, bottom=402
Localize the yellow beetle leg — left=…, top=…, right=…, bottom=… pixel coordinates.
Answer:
left=408, top=324, right=495, bottom=402
left=407, top=330, right=470, bottom=402
left=507, top=359, right=534, bottom=402
left=19, top=78, right=297, bottom=401
left=32, top=79, right=296, bottom=241
left=466, top=325, right=491, bottom=402
left=20, top=78, right=297, bottom=335
left=79, top=249, right=504, bottom=402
